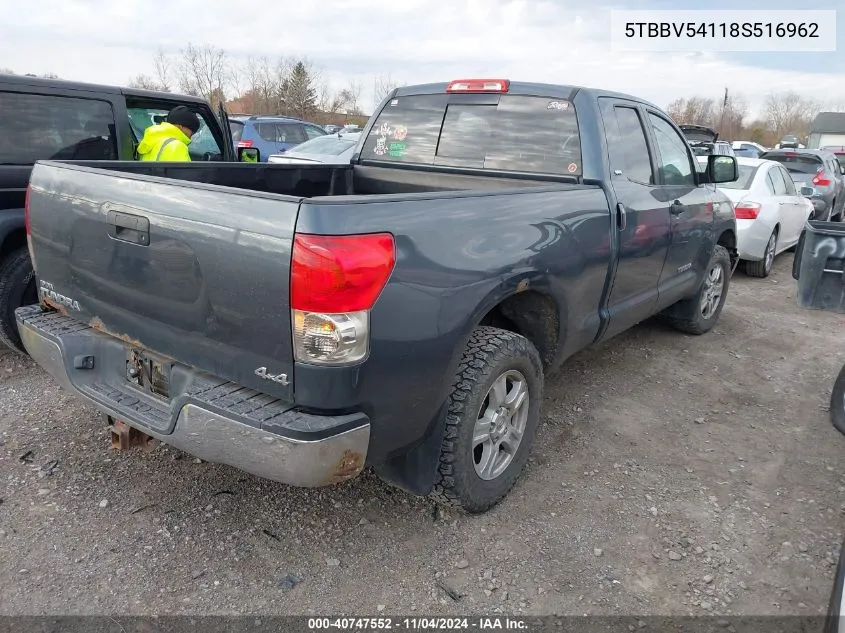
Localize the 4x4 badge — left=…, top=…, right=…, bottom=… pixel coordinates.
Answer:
left=254, top=367, right=289, bottom=385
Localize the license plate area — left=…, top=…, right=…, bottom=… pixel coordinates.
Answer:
left=125, top=348, right=172, bottom=400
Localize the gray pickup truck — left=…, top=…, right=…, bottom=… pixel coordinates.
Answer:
left=18, top=78, right=739, bottom=513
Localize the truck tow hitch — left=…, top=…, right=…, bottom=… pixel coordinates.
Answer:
left=107, top=416, right=157, bottom=452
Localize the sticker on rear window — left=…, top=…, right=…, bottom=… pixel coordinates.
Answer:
left=547, top=100, right=570, bottom=111
left=373, top=136, right=388, bottom=156
left=567, top=162, right=578, bottom=173
left=389, top=142, right=406, bottom=157
left=392, top=125, right=407, bottom=141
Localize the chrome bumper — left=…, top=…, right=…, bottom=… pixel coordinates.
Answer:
left=16, top=306, right=370, bottom=487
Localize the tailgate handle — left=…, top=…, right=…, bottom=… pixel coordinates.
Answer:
left=108, top=211, right=149, bottom=246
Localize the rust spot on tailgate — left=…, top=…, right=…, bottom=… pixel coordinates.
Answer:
left=42, top=298, right=68, bottom=316
left=321, top=450, right=365, bottom=485
left=89, top=317, right=145, bottom=348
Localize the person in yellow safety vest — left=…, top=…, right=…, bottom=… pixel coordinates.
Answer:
left=137, top=106, right=200, bottom=161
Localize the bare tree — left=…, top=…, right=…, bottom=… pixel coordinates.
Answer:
left=372, top=73, right=401, bottom=109
left=153, top=48, right=172, bottom=92
left=0, top=67, right=15, bottom=75
left=175, top=43, right=230, bottom=107
left=764, top=90, right=818, bottom=138
left=128, top=74, right=161, bottom=90
left=339, top=80, right=363, bottom=116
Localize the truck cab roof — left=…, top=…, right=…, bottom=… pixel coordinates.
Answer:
left=0, top=73, right=209, bottom=104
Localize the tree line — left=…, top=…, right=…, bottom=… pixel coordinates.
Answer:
left=127, top=44, right=404, bottom=125
left=666, top=90, right=845, bottom=147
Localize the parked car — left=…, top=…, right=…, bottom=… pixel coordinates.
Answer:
left=18, top=78, right=739, bottom=513
left=716, top=157, right=813, bottom=277
left=731, top=140, right=767, bottom=158
left=229, top=115, right=327, bottom=161
left=267, top=132, right=362, bottom=164
left=323, top=124, right=341, bottom=134
left=759, top=148, right=845, bottom=221
left=680, top=124, right=736, bottom=159
left=779, top=134, right=801, bottom=149
left=0, top=72, right=245, bottom=354
left=821, top=145, right=845, bottom=175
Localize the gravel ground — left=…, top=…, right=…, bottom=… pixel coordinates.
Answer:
left=0, top=253, right=843, bottom=616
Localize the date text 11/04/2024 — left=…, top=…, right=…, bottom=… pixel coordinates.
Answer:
left=624, top=22, right=820, bottom=38
left=307, top=617, right=528, bottom=630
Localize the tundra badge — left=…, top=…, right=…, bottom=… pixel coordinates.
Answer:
left=254, top=367, right=290, bottom=386
left=39, top=280, right=81, bottom=311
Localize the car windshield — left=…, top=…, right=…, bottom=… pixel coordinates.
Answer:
left=762, top=153, right=822, bottom=175
left=719, top=164, right=758, bottom=190
left=289, top=134, right=359, bottom=155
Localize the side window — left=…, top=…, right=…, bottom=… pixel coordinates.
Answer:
left=305, top=125, right=325, bottom=140
left=610, top=106, right=654, bottom=185
left=780, top=167, right=797, bottom=195
left=765, top=171, right=777, bottom=195
left=256, top=122, right=281, bottom=142
left=647, top=113, right=695, bottom=186
left=769, top=166, right=788, bottom=195
left=277, top=123, right=308, bottom=145
left=126, top=103, right=223, bottom=158
left=0, top=91, right=117, bottom=164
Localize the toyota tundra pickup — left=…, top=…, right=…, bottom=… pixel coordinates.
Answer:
left=17, top=79, right=739, bottom=513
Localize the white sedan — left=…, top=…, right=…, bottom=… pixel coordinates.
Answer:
left=267, top=132, right=361, bottom=165
left=717, top=157, right=814, bottom=278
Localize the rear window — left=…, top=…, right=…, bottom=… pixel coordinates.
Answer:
left=720, top=164, right=758, bottom=190
left=835, top=154, right=845, bottom=170
left=359, top=93, right=582, bottom=176
left=762, top=153, right=822, bottom=175
left=255, top=122, right=307, bottom=145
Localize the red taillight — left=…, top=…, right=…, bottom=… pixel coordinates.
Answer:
left=237, top=140, right=253, bottom=148
left=446, top=79, right=509, bottom=93
left=784, top=152, right=797, bottom=156
left=291, top=233, right=396, bottom=313
left=812, top=169, right=831, bottom=186
left=734, top=202, right=761, bottom=219
left=24, top=184, right=31, bottom=235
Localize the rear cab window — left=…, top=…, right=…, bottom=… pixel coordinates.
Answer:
left=359, top=91, right=582, bottom=176
left=0, top=91, right=118, bottom=164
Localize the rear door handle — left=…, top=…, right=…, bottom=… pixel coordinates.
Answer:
left=616, top=203, right=627, bottom=231
left=108, top=210, right=150, bottom=246
left=670, top=201, right=685, bottom=215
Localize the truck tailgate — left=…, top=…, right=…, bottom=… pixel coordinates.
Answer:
left=26, top=162, right=298, bottom=401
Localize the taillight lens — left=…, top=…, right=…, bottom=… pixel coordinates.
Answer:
left=734, top=202, right=761, bottom=220
left=812, top=168, right=831, bottom=186
left=237, top=139, right=253, bottom=148
left=290, top=233, right=395, bottom=366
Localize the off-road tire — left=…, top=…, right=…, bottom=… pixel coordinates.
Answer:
left=430, top=326, right=543, bottom=514
left=745, top=229, right=778, bottom=278
left=830, top=363, right=845, bottom=437
left=665, top=245, right=731, bottom=335
left=0, top=248, right=37, bottom=354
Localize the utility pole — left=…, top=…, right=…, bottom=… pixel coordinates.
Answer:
left=719, top=87, right=728, bottom=139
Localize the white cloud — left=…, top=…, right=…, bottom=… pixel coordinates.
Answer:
left=1, top=0, right=843, bottom=116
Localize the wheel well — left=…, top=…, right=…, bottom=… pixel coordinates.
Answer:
left=0, top=229, right=26, bottom=259
left=479, top=290, right=559, bottom=369
left=717, top=229, right=738, bottom=270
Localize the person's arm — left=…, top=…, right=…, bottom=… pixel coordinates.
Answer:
left=159, top=140, right=192, bottom=161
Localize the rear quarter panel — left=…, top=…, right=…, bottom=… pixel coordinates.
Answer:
left=295, top=186, right=612, bottom=461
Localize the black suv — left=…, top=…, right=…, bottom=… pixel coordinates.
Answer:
left=0, top=74, right=243, bottom=353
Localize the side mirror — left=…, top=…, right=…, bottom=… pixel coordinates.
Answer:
left=707, top=155, right=738, bottom=184
left=800, top=186, right=815, bottom=197
left=238, top=147, right=260, bottom=163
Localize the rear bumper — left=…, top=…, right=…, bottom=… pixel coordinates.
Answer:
left=15, top=306, right=370, bottom=487
left=735, top=219, right=770, bottom=261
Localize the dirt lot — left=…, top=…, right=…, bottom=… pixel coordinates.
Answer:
left=0, top=253, right=843, bottom=617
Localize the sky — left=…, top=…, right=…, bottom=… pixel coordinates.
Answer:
left=1, top=0, right=843, bottom=118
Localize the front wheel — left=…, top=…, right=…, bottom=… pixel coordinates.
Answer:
left=430, top=326, right=543, bottom=514
left=830, top=363, right=845, bottom=436
left=664, top=245, right=731, bottom=335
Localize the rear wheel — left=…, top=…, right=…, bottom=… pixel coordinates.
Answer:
left=0, top=247, right=37, bottom=354
left=430, top=326, right=543, bottom=514
left=745, top=229, right=778, bottom=278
